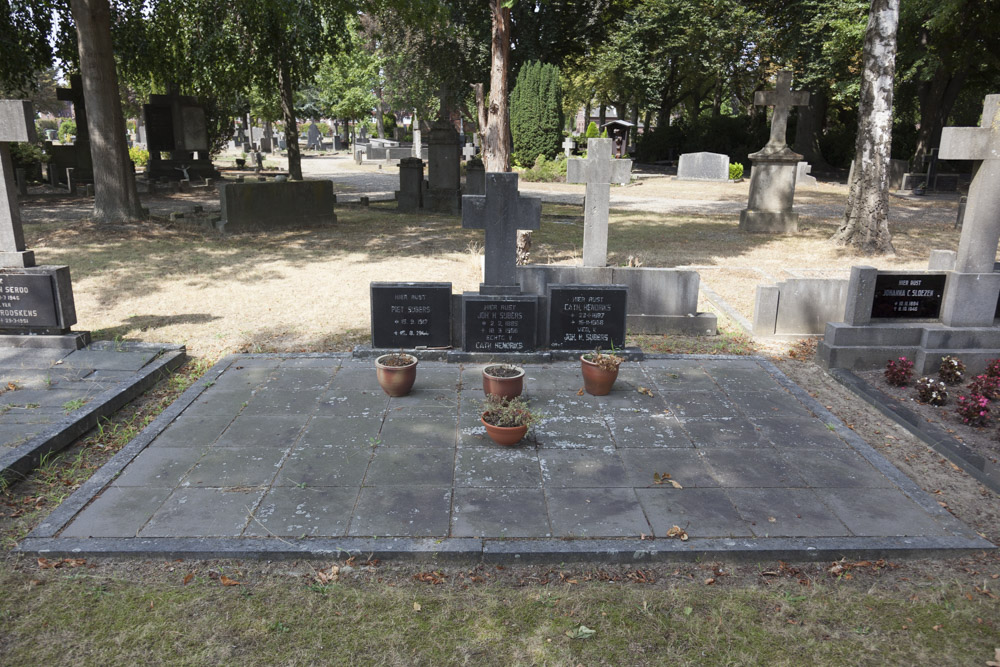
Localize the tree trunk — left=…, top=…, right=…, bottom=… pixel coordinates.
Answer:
left=598, top=104, right=606, bottom=128
left=831, top=0, right=899, bottom=255
left=277, top=58, right=302, bottom=180
left=913, top=67, right=967, bottom=164
left=792, top=88, right=831, bottom=171
left=473, top=83, right=487, bottom=149
left=484, top=0, right=511, bottom=172
left=70, top=0, right=144, bottom=223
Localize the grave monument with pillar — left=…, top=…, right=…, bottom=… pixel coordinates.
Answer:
left=740, top=71, right=809, bottom=234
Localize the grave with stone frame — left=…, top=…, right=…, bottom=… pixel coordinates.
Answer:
left=518, top=138, right=717, bottom=335
left=818, top=94, right=1000, bottom=374
left=0, top=100, right=87, bottom=348
left=143, top=93, right=218, bottom=181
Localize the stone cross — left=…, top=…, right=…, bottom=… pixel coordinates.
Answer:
left=0, top=101, right=36, bottom=268
left=462, top=143, right=476, bottom=160
left=566, top=138, right=632, bottom=267
left=754, top=71, right=809, bottom=150
left=462, top=172, right=540, bottom=294
left=56, top=75, right=88, bottom=144
left=562, top=136, right=575, bottom=158
left=939, top=94, right=1000, bottom=274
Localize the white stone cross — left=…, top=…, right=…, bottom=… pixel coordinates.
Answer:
left=462, top=143, right=476, bottom=160
left=0, top=100, right=36, bottom=268
left=940, top=94, right=1000, bottom=274
left=462, top=172, right=540, bottom=294
left=562, top=136, right=575, bottom=158
left=567, top=138, right=632, bottom=267
left=755, top=71, right=809, bottom=150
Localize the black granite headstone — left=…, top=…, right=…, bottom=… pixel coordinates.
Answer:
left=871, top=274, right=946, bottom=319
left=463, top=294, right=538, bottom=352
left=370, top=282, right=452, bottom=349
left=144, top=103, right=175, bottom=152
left=549, top=284, right=628, bottom=350
left=0, top=273, right=60, bottom=328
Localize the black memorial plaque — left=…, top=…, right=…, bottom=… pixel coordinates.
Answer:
left=463, top=294, right=538, bottom=352
left=144, top=103, right=175, bottom=152
left=371, top=282, right=452, bottom=349
left=0, top=273, right=59, bottom=328
left=871, top=273, right=946, bottom=319
left=549, top=284, right=628, bottom=350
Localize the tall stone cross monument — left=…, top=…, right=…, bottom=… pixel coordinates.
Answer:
left=0, top=101, right=36, bottom=268
left=462, top=172, right=541, bottom=295
left=740, top=71, right=810, bottom=234
left=938, top=94, right=1000, bottom=327
left=567, top=138, right=632, bottom=267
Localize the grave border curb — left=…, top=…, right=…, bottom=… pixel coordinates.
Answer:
left=0, top=343, right=187, bottom=486
left=828, top=367, right=1000, bottom=495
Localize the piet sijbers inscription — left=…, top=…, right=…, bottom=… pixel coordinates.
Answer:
left=0, top=273, right=59, bottom=328
left=871, top=274, right=946, bottom=319
left=370, top=282, right=451, bottom=349
left=549, top=285, right=627, bottom=349
left=463, top=294, right=538, bottom=352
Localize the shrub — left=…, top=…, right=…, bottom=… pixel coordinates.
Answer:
left=884, top=356, right=914, bottom=386
left=985, top=359, right=1000, bottom=379
left=968, top=374, right=1000, bottom=400
left=585, top=121, right=599, bottom=139
left=729, top=162, right=744, bottom=180
left=915, top=377, right=948, bottom=406
left=938, top=355, right=966, bottom=385
left=9, top=142, right=47, bottom=167
left=510, top=61, right=563, bottom=167
left=520, top=154, right=567, bottom=182
left=128, top=146, right=149, bottom=167
left=956, top=394, right=990, bottom=426
left=600, top=128, right=608, bottom=138
left=58, top=119, right=76, bottom=143
left=35, top=118, right=58, bottom=133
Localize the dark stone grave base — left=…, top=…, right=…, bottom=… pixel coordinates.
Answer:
left=0, top=332, right=91, bottom=350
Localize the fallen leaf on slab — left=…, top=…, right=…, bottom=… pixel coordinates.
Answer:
left=182, top=573, right=193, bottom=585
left=637, top=386, right=654, bottom=397
left=219, top=575, right=242, bottom=586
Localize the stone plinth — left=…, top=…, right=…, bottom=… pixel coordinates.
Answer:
left=739, top=150, right=801, bottom=234
left=219, top=181, right=336, bottom=232
left=396, top=158, right=423, bottom=212
left=425, top=120, right=461, bottom=214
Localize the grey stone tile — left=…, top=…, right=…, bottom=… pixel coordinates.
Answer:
left=85, top=369, right=138, bottom=384
left=726, top=489, right=851, bottom=537
left=702, top=366, right=780, bottom=392
left=208, top=367, right=273, bottom=392
left=214, top=415, right=309, bottom=448
left=278, top=357, right=343, bottom=370
left=227, top=358, right=281, bottom=369
left=380, top=410, right=457, bottom=447
left=815, top=488, right=952, bottom=537
left=636, top=488, right=753, bottom=538
left=607, top=367, right=649, bottom=391
left=644, top=367, right=719, bottom=392
left=533, top=392, right=601, bottom=415
left=1, top=408, right=60, bottom=424
left=329, top=368, right=383, bottom=392
left=0, top=424, right=38, bottom=447
left=603, top=411, right=692, bottom=448
left=534, top=414, right=614, bottom=450
left=113, top=447, right=206, bottom=487
left=260, top=368, right=337, bottom=392
left=523, top=367, right=587, bottom=394
left=140, top=487, right=264, bottom=537
left=242, top=388, right=325, bottom=416
left=150, top=414, right=234, bottom=448
left=596, top=391, right=668, bottom=414
left=753, top=416, right=850, bottom=449
left=182, top=448, right=286, bottom=487
left=452, top=487, right=550, bottom=537
left=539, top=450, right=629, bottom=487
left=61, top=349, right=155, bottom=371
left=545, top=488, right=650, bottom=537
left=182, top=389, right=255, bottom=416
left=274, top=443, right=372, bottom=487
left=457, top=408, right=492, bottom=447
left=387, top=389, right=458, bottom=410
left=661, top=392, right=737, bottom=421
left=702, top=449, right=806, bottom=487
left=349, top=486, right=451, bottom=536
left=60, top=486, right=173, bottom=538
left=620, top=448, right=719, bottom=488
left=0, top=348, right=69, bottom=368
left=0, top=369, right=69, bottom=390
left=298, top=416, right=382, bottom=448
left=244, top=486, right=359, bottom=537
left=455, top=447, right=541, bottom=487
left=408, top=366, right=461, bottom=391
left=365, top=447, right=454, bottom=486
left=781, top=449, right=894, bottom=488
left=726, top=390, right=814, bottom=419
left=683, top=418, right=770, bottom=448
left=698, top=358, right=762, bottom=372
left=318, top=391, right=388, bottom=419
left=0, top=387, right=94, bottom=408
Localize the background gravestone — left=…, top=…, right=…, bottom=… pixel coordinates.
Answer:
left=676, top=152, right=729, bottom=181
left=47, top=75, right=93, bottom=184
left=567, top=138, right=631, bottom=267
left=425, top=120, right=462, bottom=214
left=144, top=93, right=216, bottom=180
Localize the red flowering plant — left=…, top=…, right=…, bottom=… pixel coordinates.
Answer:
left=884, top=356, right=914, bottom=387
left=956, top=394, right=990, bottom=427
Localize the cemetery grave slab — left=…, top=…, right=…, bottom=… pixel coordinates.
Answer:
left=19, top=353, right=992, bottom=563
left=0, top=341, right=186, bottom=484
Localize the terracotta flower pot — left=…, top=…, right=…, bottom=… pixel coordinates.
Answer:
left=580, top=354, right=619, bottom=396
left=482, top=364, right=525, bottom=400
left=375, top=353, right=418, bottom=397
left=481, top=415, right=529, bottom=446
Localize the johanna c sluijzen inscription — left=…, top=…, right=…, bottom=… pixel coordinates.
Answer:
left=370, top=282, right=451, bottom=349
left=548, top=285, right=627, bottom=349
left=871, top=274, right=946, bottom=319
left=463, top=295, right=538, bottom=352
left=0, top=273, right=59, bottom=328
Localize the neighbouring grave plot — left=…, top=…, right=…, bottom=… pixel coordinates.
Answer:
left=0, top=341, right=186, bottom=485
left=16, top=354, right=992, bottom=561
left=818, top=94, right=1000, bottom=375
left=218, top=180, right=337, bottom=232
left=143, top=92, right=218, bottom=181
left=675, top=152, right=730, bottom=182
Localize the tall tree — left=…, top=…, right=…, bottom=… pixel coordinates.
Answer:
left=72, top=0, right=144, bottom=222
left=483, top=0, right=512, bottom=172
left=831, top=0, right=899, bottom=255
